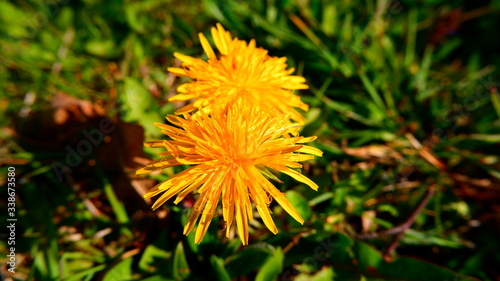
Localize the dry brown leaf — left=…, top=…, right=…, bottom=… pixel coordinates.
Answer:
left=344, top=144, right=402, bottom=163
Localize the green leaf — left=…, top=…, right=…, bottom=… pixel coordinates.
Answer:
left=310, top=267, right=335, bottom=281
left=98, top=173, right=133, bottom=237
left=321, top=4, right=337, bottom=36
left=286, top=190, right=312, bottom=224
left=322, top=97, right=381, bottom=126
left=285, top=233, right=478, bottom=281
left=308, top=192, right=334, bottom=206
left=141, top=276, right=175, bottom=281
left=255, top=247, right=284, bottom=281
left=138, top=243, right=171, bottom=272
left=102, top=258, right=133, bottom=281
left=401, top=229, right=465, bottom=248
left=415, top=45, right=435, bottom=101
left=34, top=244, right=60, bottom=281
left=305, top=107, right=322, bottom=125
left=0, top=1, right=31, bottom=38
left=124, top=0, right=172, bottom=33
left=225, top=245, right=273, bottom=277
left=61, top=264, right=107, bottom=281
left=404, top=8, right=418, bottom=67
left=202, top=0, right=226, bottom=23
left=173, top=242, right=190, bottom=280
left=120, top=77, right=162, bottom=137
left=103, top=181, right=129, bottom=225
left=61, top=252, right=104, bottom=278
left=358, top=72, right=386, bottom=115
left=210, top=256, right=231, bottom=281
left=338, top=233, right=477, bottom=281
left=85, top=39, right=118, bottom=58
left=491, top=90, right=500, bottom=119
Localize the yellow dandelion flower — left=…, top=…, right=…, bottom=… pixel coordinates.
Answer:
left=137, top=105, right=322, bottom=245
left=167, top=23, right=309, bottom=123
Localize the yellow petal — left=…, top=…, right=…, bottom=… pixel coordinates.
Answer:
left=297, top=145, right=323, bottom=157
left=236, top=203, right=249, bottom=245
left=167, top=67, right=186, bottom=76
left=174, top=175, right=207, bottom=204
left=253, top=170, right=304, bottom=224
left=284, top=154, right=314, bottom=162
left=212, top=24, right=229, bottom=55
left=144, top=140, right=165, bottom=148
left=173, top=52, right=197, bottom=64
left=150, top=175, right=199, bottom=209
left=222, top=179, right=235, bottom=237
left=281, top=169, right=318, bottom=191
left=169, top=92, right=201, bottom=102
left=274, top=193, right=304, bottom=224
left=174, top=103, right=197, bottom=115
left=296, top=136, right=317, bottom=143
left=245, top=166, right=276, bottom=233
left=176, top=83, right=190, bottom=94
left=256, top=205, right=278, bottom=234
left=165, top=115, right=183, bottom=127
left=199, top=33, right=216, bottom=59
left=184, top=205, right=201, bottom=236
left=136, top=156, right=179, bottom=175
left=281, top=160, right=302, bottom=168
left=194, top=186, right=221, bottom=243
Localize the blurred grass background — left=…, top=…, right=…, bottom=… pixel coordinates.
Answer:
left=1, top=0, right=500, bottom=280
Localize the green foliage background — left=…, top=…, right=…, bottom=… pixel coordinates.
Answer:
left=1, top=0, right=500, bottom=280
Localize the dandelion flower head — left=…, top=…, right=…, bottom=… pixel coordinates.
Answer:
left=137, top=105, right=322, bottom=245
left=168, top=24, right=309, bottom=123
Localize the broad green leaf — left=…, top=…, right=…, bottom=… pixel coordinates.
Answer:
left=210, top=256, right=231, bottom=281
left=102, top=258, right=133, bottom=281
left=286, top=190, right=312, bottom=225
left=310, top=267, right=335, bottom=281
left=61, top=264, right=107, bottom=281
left=138, top=243, right=171, bottom=272
left=341, top=233, right=477, bottom=281
left=225, top=245, right=273, bottom=278
left=285, top=233, right=478, bottom=281
left=255, top=247, right=284, bottom=281
left=120, top=77, right=162, bottom=137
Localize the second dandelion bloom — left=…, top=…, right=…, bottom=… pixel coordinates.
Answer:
left=168, top=23, right=309, bottom=123
left=138, top=105, right=322, bottom=245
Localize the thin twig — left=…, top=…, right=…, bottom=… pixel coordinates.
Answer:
left=282, top=232, right=308, bottom=254
left=353, top=186, right=436, bottom=261
left=384, top=186, right=435, bottom=261
left=355, top=186, right=435, bottom=240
